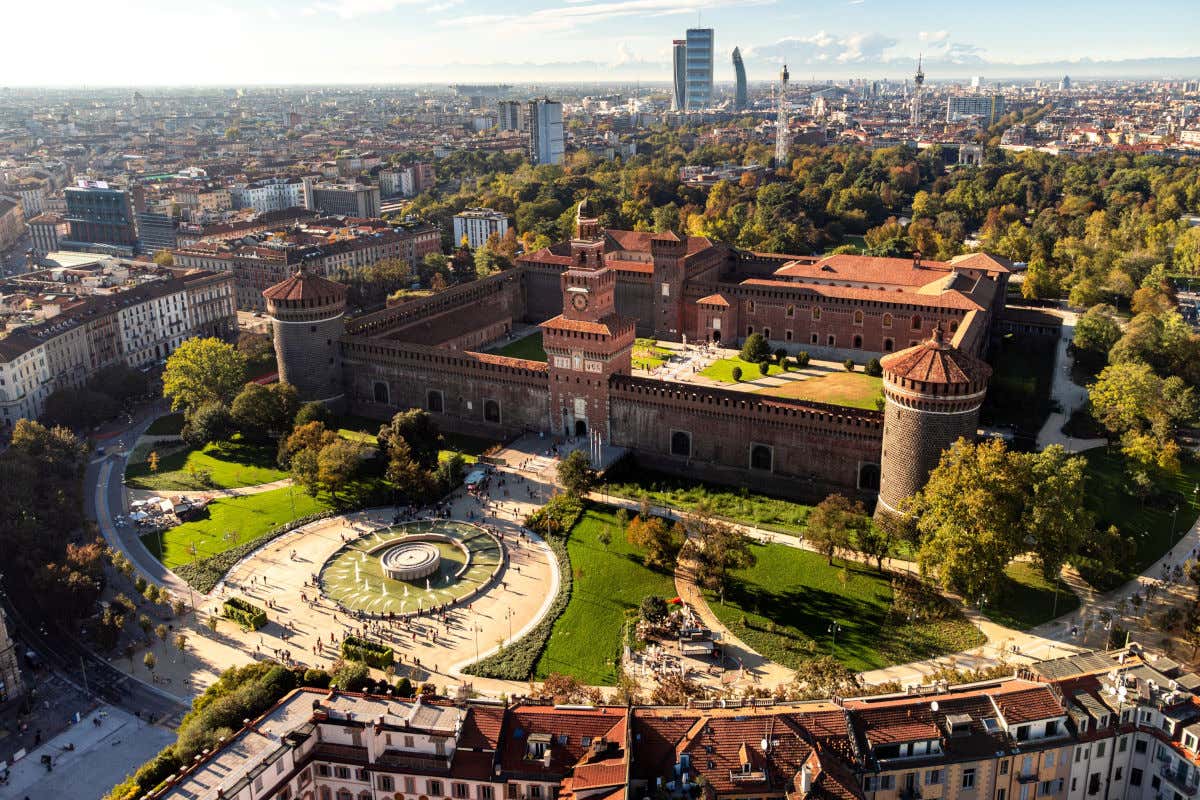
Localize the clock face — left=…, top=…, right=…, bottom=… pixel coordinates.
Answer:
left=572, top=293, right=588, bottom=311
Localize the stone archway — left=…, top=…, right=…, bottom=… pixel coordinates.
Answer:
left=574, top=419, right=588, bottom=438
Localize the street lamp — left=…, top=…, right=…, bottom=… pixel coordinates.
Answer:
left=828, top=622, right=842, bottom=645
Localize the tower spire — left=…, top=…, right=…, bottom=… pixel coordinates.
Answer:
left=775, top=63, right=791, bottom=166
left=911, top=54, right=925, bottom=127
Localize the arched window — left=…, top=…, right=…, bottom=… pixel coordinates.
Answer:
left=359, top=792, right=372, bottom=800
left=853, top=310, right=864, bottom=325
left=884, top=338, right=894, bottom=352
left=337, top=790, right=353, bottom=800
left=671, top=431, right=691, bottom=457
left=762, top=328, right=771, bottom=340
left=373, top=381, right=389, bottom=404
left=786, top=305, right=795, bottom=318
left=827, top=334, right=836, bottom=347
left=882, top=313, right=893, bottom=328
left=747, top=326, right=754, bottom=336
left=950, top=320, right=959, bottom=333
left=812, top=307, right=822, bottom=321
left=858, top=463, right=881, bottom=491
left=750, top=444, right=773, bottom=472
left=319, top=789, right=332, bottom=800
left=748, top=300, right=756, bottom=313
left=483, top=398, right=501, bottom=423
left=427, top=390, right=444, bottom=413
left=852, top=335, right=863, bottom=349
left=910, top=314, right=922, bottom=330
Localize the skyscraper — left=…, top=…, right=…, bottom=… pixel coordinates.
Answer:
left=684, top=28, right=713, bottom=110
left=671, top=40, right=687, bottom=111
left=527, top=99, right=564, bottom=166
left=911, top=55, right=925, bottom=126
left=775, top=64, right=790, bottom=165
left=63, top=180, right=137, bottom=253
left=732, top=47, right=748, bottom=110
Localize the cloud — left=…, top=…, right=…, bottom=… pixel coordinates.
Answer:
left=443, top=0, right=773, bottom=37
left=308, top=0, right=426, bottom=18
left=426, top=0, right=463, bottom=10
left=749, top=30, right=899, bottom=64
left=919, top=30, right=950, bottom=43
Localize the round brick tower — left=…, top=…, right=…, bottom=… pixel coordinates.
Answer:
left=263, top=269, right=348, bottom=409
left=875, top=325, right=992, bottom=522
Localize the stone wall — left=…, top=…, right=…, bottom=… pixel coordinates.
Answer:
left=608, top=375, right=883, bottom=501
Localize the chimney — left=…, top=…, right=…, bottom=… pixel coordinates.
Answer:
left=801, top=765, right=812, bottom=794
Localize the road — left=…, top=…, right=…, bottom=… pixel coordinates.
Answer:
left=1, top=230, right=31, bottom=275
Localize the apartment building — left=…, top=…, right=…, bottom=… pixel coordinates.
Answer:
left=0, top=270, right=235, bottom=424
left=143, top=645, right=1200, bottom=800
left=230, top=177, right=311, bottom=213
left=453, top=208, right=510, bottom=249
left=310, top=182, right=381, bottom=218
left=0, top=197, right=25, bottom=251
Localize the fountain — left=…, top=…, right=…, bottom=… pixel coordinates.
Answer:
left=380, top=542, right=441, bottom=582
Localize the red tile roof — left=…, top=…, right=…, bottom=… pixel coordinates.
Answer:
left=993, top=687, right=1066, bottom=725
left=262, top=270, right=347, bottom=302
left=738, top=279, right=983, bottom=311
left=878, top=326, right=992, bottom=385
left=774, top=254, right=953, bottom=287
left=461, top=705, right=505, bottom=749
left=541, top=314, right=633, bottom=336
left=697, top=293, right=730, bottom=307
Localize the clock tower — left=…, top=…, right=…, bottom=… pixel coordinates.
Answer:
left=541, top=201, right=636, bottom=442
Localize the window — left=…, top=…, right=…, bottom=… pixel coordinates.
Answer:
left=786, top=330, right=793, bottom=341
left=454, top=783, right=470, bottom=798
left=827, top=335, right=835, bottom=346
left=529, top=787, right=543, bottom=799
left=854, top=310, right=864, bottom=325
left=379, top=776, right=395, bottom=791
left=429, top=780, right=445, bottom=796
left=926, top=770, right=943, bottom=785
left=506, top=784, right=519, bottom=799
left=963, top=769, right=976, bottom=789
left=484, top=398, right=501, bottom=424
left=998, top=790, right=1006, bottom=800
left=1016, top=725, right=1031, bottom=741
left=1046, top=720, right=1059, bottom=736
left=335, top=766, right=351, bottom=779
left=1087, top=774, right=1101, bottom=796
left=317, top=765, right=331, bottom=777
left=1000, top=761, right=1010, bottom=775
left=812, top=307, right=821, bottom=321
left=1119, top=736, right=1128, bottom=753
left=1130, top=769, right=1143, bottom=787
left=747, top=326, right=754, bottom=336
left=884, top=338, right=894, bottom=352
left=427, top=390, right=444, bottom=413
left=671, top=431, right=691, bottom=458
left=883, top=313, right=893, bottom=328
left=1115, top=768, right=1123, bottom=782
left=480, top=787, right=495, bottom=800
left=748, top=300, right=754, bottom=312
left=1135, top=739, right=1148, bottom=754
left=910, top=314, right=922, bottom=330
left=1045, top=751, right=1055, bottom=767
left=320, top=789, right=332, bottom=800
left=763, top=328, right=771, bottom=339
left=750, top=444, right=773, bottom=472
left=336, top=790, right=352, bottom=800
left=406, top=777, right=416, bottom=793
left=786, top=305, right=795, bottom=318
left=811, top=333, right=818, bottom=344
left=1096, top=741, right=1105, bottom=757
left=852, top=334, right=862, bottom=349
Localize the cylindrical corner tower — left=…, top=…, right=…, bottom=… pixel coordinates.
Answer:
left=875, top=326, right=991, bottom=522
left=263, top=269, right=348, bottom=409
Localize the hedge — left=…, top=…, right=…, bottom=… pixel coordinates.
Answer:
left=463, top=526, right=572, bottom=681
left=223, top=596, right=268, bottom=630
left=174, top=511, right=335, bottom=593
left=341, top=635, right=394, bottom=668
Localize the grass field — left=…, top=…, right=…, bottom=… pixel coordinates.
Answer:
left=534, top=508, right=676, bottom=685
left=1080, top=447, right=1200, bottom=590
left=981, top=337, right=1057, bottom=440
left=141, top=486, right=331, bottom=568
left=146, top=413, right=185, bottom=436
left=125, top=439, right=288, bottom=491
left=707, top=542, right=984, bottom=672
left=333, top=416, right=497, bottom=463
left=701, top=356, right=784, bottom=383
left=633, top=338, right=674, bottom=371
left=757, top=372, right=883, bottom=409
left=492, top=331, right=547, bottom=362
left=982, top=560, right=1081, bottom=630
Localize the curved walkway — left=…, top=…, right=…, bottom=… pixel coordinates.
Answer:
left=126, top=477, right=294, bottom=502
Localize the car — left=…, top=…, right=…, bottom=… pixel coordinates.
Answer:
left=96, top=446, right=106, bottom=455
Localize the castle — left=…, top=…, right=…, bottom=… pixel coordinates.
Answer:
left=266, top=203, right=1010, bottom=512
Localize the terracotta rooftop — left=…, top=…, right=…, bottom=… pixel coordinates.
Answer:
left=541, top=314, right=633, bottom=336
left=878, top=326, right=992, bottom=385
left=774, top=254, right=953, bottom=287
left=992, top=687, right=1066, bottom=725
left=697, top=293, right=730, bottom=307
left=262, top=270, right=347, bottom=302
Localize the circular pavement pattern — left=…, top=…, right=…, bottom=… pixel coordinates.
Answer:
left=319, top=520, right=502, bottom=615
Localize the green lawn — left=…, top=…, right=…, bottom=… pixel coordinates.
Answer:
left=141, top=486, right=331, bottom=568
left=333, top=417, right=497, bottom=463
left=708, top=543, right=984, bottom=672
left=125, top=439, right=288, bottom=491
left=981, top=336, right=1057, bottom=441
left=757, top=372, right=883, bottom=409
left=983, top=560, right=1081, bottom=630
left=1080, top=447, right=1200, bottom=590
left=491, top=331, right=547, bottom=362
left=701, top=356, right=784, bottom=383
left=535, top=508, right=677, bottom=685
left=633, top=338, right=674, bottom=371
left=146, top=413, right=185, bottom=436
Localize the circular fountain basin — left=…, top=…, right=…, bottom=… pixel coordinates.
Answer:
left=380, top=542, right=441, bottom=581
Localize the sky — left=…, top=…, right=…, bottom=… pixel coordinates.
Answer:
left=4, top=0, right=1198, bottom=86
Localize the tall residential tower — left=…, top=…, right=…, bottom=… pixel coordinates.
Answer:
left=671, top=40, right=687, bottom=111
left=684, top=28, right=713, bottom=110
left=911, top=55, right=925, bottom=126
left=732, top=47, right=748, bottom=110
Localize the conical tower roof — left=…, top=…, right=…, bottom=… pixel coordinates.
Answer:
left=879, top=324, right=991, bottom=387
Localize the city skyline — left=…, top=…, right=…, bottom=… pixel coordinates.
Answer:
left=2, top=0, right=1198, bottom=87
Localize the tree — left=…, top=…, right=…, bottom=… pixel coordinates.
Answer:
left=143, top=652, right=157, bottom=672
left=843, top=359, right=855, bottom=372
left=290, top=447, right=321, bottom=496
left=758, top=360, right=770, bottom=376
left=278, top=421, right=338, bottom=468
left=386, top=439, right=434, bottom=502
left=148, top=451, right=160, bottom=473
left=294, top=401, right=331, bottom=428
left=557, top=450, right=596, bottom=497
left=1072, top=304, right=1122, bottom=367
left=537, top=673, right=603, bottom=705
left=740, top=332, right=770, bottom=363
left=865, top=358, right=883, bottom=377
left=184, top=401, right=232, bottom=447
left=625, top=515, right=685, bottom=571
left=855, top=524, right=892, bottom=571
left=639, top=595, right=669, bottom=625
left=805, top=494, right=868, bottom=565
left=795, top=351, right=810, bottom=368
left=731, top=366, right=743, bottom=381
left=682, top=509, right=755, bottom=603
left=163, top=338, right=247, bottom=415
left=231, top=382, right=299, bottom=441
left=153, top=250, right=175, bottom=267
left=1022, top=446, right=1094, bottom=580
left=378, top=409, right=441, bottom=469
left=909, top=438, right=1027, bottom=599
left=317, top=439, right=363, bottom=501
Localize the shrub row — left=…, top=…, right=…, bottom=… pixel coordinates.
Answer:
left=174, top=511, right=335, bottom=593
left=341, top=635, right=395, bottom=668
left=463, top=527, right=573, bottom=681
left=223, top=596, right=268, bottom=630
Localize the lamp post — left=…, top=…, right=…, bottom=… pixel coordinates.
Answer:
left=828, top=622, right=842, bottom=645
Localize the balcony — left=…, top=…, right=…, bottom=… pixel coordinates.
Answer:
left=1017, top=773, right=1040, bottom=785
left=1157, top=765, right=1199, bottom=797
